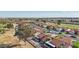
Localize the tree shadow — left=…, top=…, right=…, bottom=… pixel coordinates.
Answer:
left=0, top=43, right=21, bottom=48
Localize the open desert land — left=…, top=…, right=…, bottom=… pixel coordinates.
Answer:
left=0, top=28, right=34, bottom=48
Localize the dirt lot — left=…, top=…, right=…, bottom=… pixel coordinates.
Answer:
left=0, top=29, right=34, bottom=48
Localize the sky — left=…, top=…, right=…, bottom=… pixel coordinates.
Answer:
left=0, top=11, right=79, bottom=17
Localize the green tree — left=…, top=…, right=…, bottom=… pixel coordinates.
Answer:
left=6, top=23, right=13, bottom=28
left=57, top=20, right=62, bottom=25
left=42, top=20, right=46, bottom=23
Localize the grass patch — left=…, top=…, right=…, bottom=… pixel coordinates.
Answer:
left=59, top=24, right=79, bottom=29
left=72, top=41, right=79, bottom=48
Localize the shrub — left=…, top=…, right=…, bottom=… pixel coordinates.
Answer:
left=6, top=23, right=13, bottom=28
left=72, top=41, right=79, bottom=48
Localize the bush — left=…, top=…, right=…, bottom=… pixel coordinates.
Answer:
left=72, top=41, right=79, bottom=48
left=57, top=20, right=63, bottom=25
left=0, top=28, right=5, bottom=34
left=6, top=23, right=13, bottom=28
